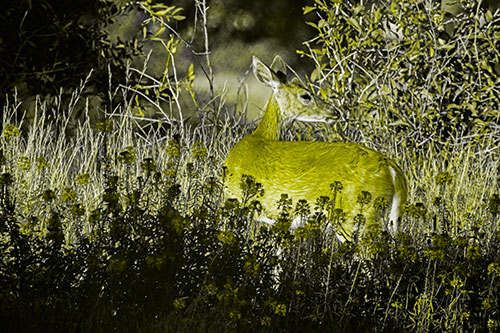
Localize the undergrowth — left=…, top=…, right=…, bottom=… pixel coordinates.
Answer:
left=1, top=89, right=500, bottom=332
left=2, top=0, right=500, bottom=332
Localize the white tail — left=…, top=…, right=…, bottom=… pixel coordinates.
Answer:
left=224, top=55, right=407, bottom=238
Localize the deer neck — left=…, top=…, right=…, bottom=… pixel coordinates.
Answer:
left=251, top=93, right=281, bottom=141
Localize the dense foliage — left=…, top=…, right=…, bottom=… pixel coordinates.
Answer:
left=2, top=0, right=500, bottom=332
left=1, top=127, right=500, bottom=331
left=0, top=0, right=135, bottom=102
left=302, top=0, right=500, bottom=146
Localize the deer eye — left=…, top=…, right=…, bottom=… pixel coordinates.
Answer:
left=298, top=93, right=312, bottom=105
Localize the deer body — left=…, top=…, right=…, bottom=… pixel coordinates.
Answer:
left=224, top=56, right=407, bottom=237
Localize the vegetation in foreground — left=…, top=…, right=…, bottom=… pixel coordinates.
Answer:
left=1, top=110, right=499, bottom=332
left=2, top=0, right=500, bottom=332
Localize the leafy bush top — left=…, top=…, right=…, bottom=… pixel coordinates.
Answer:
left=302, top=0, right=500, bottom=146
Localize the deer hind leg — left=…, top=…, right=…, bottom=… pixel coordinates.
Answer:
left=388, top=166, right=400, bottom=234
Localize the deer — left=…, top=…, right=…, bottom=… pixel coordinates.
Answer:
left=223, top=55, right=407, bottom=240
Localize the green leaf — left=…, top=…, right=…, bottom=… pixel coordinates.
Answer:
left=446, top=103, right=461, bottom=110
left=373, top=7, right=382, bottom=23
left=486, top=10, right=493, bottom=22
left=389, top=120, right=409, bottom=127
left=153, top=26, right=166, bottom=38
left=390, top=1, right=399, bottom=15
left=311, top=48, right=323, bottom=55
left=353, top=4, right=365, bottom=16
left=311, top=67, right=321, bottom=82
left=306, top=21, right=319, bottom=30
left=303, top=6, right=316, bottom=15
left=347, top=17, right=362, bottom=33
left=155, top=9, right=172, bottom=16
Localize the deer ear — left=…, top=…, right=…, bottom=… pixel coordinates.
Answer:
left=252, top=56, right=281, bottom=89
left=270, top=55, right=287, bottom=77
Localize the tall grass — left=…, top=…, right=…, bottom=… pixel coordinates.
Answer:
left=2, top=1, right=500, bottom=332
